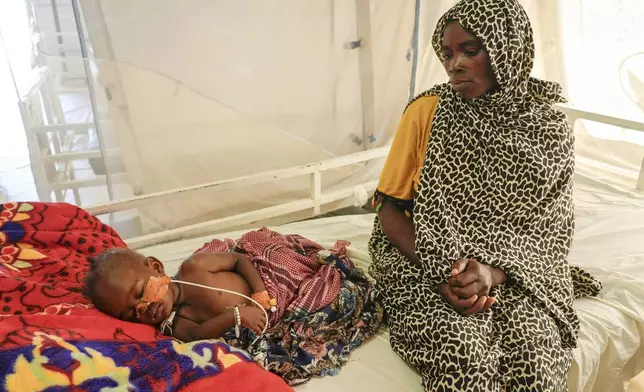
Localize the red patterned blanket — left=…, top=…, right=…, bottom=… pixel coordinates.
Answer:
left=0, top=202, right=291, bottom=392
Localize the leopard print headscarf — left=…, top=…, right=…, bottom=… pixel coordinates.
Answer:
left=410, top=0, right=601, bottom=347
left=430, top=0, right=566, bottom=109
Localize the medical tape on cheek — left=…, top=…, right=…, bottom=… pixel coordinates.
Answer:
left=136, top=275, right=171, bottom=312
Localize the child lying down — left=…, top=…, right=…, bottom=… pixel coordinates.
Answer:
left=83, top=227, right=383, bottom=385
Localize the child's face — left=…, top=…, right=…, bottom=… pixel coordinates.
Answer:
left=96, top=256, right=175, bottom=325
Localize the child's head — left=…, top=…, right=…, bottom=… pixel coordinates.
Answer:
left=83, top=248, right=175, bottom=325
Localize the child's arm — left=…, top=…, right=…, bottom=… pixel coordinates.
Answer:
left=173, top=307, right=266, bottom=341
left=187, top=252, right=266, bottom=294
left=173, top=311, right=234, bottom=342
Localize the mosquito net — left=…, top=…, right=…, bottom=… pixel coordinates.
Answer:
left=1, top=0, right=643, bottom=241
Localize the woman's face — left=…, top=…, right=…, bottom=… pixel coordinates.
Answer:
left=440, top=21, right=497, bottom=99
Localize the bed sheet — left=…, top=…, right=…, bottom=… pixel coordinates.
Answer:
left=141, top=190, right=644, bottom=392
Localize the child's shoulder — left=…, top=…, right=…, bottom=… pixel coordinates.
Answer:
left=177, top=252, right=224, bottom=273
left=183, top=251, right=238, bottom=266
left=181, top=251, right=215, bottom=263
left=176, top=255, right=202, bottom=276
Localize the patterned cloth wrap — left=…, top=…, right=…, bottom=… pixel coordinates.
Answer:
left=196, top=228, right=384, bottom=386
left=368, top=0, right=602, bottom=390
left=0, top=202, right=291, bottom=392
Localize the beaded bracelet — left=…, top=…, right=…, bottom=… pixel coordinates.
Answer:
left=233, top=305, right=241, bottom=338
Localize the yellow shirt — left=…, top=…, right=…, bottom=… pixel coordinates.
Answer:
left=377, top=95, right=439, bottom=200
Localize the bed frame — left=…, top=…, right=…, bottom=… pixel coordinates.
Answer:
left=85, top=106, right=644, bottom=250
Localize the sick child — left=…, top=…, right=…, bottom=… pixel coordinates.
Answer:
left=83, top=229, right=384, bottom=385
left=83, top=248, right=274, bottom=341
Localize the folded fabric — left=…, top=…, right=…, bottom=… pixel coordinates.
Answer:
left=197, top=228, right=384, bottom=385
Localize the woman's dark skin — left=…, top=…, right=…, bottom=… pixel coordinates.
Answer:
left=378, top=20, right=505, bottom=316
left=441, top=20, right=497, bottom=99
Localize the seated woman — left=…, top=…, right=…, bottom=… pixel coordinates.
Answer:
left=368, top=0, right=602, bottom=390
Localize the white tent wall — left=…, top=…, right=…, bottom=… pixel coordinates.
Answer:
left=558, top=0, right=644, bottom=197
left=72, top=0, right=643, bottom=237
left=78, top=0, right=415, bottom=235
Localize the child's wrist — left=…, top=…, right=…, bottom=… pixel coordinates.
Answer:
left=251, top=290, right=270, bottom=306
left=251, top=290, right=277, bottom=312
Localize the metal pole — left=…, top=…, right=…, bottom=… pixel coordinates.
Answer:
left=408, top=0, right=421, bottom=100
left=355, top=0, right=375, bottom=150
left=70, top=0, right=114, bottom=204
left=50, top=0, right=68, bottom=72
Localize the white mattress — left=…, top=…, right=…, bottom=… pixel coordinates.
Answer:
left=141, top=189, right=644, bottom=392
